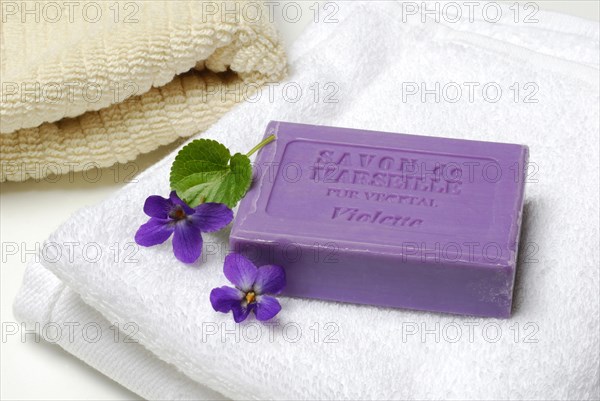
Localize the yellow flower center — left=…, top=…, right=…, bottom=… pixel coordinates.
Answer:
left=169, top=205, right=187, bottom=221
left=245, top=291, right=256, bottom=304
left=172, top=208, right=186, bottom=219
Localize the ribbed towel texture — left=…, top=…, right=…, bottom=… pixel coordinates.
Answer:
left=0, top=0, right=286, bottom=182
left=14, top=2, right=600, bottom=400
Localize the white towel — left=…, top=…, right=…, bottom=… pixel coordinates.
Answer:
left=15, top=263, right=223, bottom=400
left=14, top=2, right=600, bottom=400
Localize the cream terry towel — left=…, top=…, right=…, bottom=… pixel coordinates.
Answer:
left=0, top=0, right=286, bottom=182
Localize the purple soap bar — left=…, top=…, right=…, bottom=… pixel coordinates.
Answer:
left=230, top=121, right=528, bottom=317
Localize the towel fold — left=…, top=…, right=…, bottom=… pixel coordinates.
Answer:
left=15, top=263, right=223, bottom=400
left=0, top=0, right=286, bottom=182
left=14, top=2, right=600, bottom=400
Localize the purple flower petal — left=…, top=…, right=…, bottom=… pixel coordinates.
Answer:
left=254, top=295, right=281, bottom=321
left=143, top=195, right=173, bottom=218
left=210, top=286, right=244, bottom=313
left=191, top=203, right=233, bottom=232
left=254, top=265, right=286, bottom=295
left=172, top=221, right=203, bottom=263
left=135, top=218, right=174, bottom=247
left=231, top=303, right=253, bottom=323
left=223, top=253, right=257, bottom=292
left=169, top=191, right=195, bottom=215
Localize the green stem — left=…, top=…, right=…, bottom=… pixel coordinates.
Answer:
left=246, top=135, right=276, bottom=157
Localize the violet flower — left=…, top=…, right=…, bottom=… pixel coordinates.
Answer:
left=210, top=254, right=286, bottom=322
left=135, top=191, right=233, bottom=264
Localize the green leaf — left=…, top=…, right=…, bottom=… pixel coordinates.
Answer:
left=170, top=139, right=252, bottom=208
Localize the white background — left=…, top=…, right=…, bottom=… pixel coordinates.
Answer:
left=1, top=1, right=598, bottom=400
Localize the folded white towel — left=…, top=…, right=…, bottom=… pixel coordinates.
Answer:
left=15, top=263, right=223, bottom=400
left=14, top=2, right=600, bottom=400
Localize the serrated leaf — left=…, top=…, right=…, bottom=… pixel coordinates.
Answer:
left=170, top=139, right=252, bottom=208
